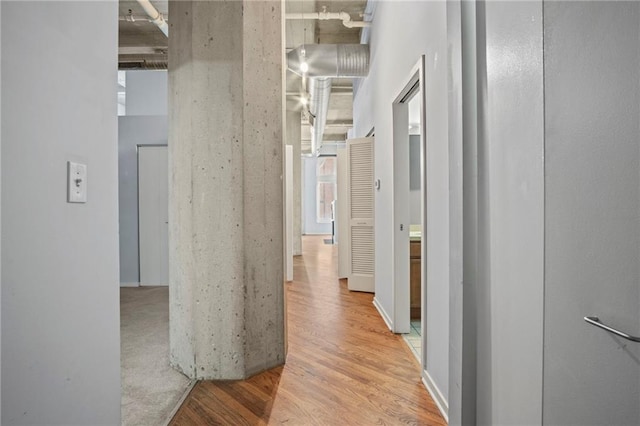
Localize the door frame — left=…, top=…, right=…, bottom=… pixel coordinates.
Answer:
left=391, top=57, right=427, bottom=345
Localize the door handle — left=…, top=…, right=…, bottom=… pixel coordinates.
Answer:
left=584, top=316, right=640, bottom=343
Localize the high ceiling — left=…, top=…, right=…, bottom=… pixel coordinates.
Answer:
left=118, top=0, right=368, bottom=151
left=119, top=1, right=169, bottom=69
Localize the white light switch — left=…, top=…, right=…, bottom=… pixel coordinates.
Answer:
left=67, top=161, right=87, bottom=203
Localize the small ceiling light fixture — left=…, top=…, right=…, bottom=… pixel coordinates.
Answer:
left=300, top=61, right=309, bottom=73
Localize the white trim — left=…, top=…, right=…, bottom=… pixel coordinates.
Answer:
left=422, top=369, right=449, bottom=423
left=120, top=282, right=140, bottom=288
left=373, top=297, right=393, bottom=331
left=391, top=55, right=427, bottom=338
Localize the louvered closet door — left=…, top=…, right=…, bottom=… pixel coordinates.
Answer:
left=347, top=137, right=374, bottom=292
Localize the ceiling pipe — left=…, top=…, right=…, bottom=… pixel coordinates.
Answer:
left=136, top=0, right=168, bottom=37
left=287, top=44, right=369, bottom=155
left=120, top=14, right=150, bottom=22
left=285, top=8, right=370, bottom=28
left=308, top=78, right=332, bottom=155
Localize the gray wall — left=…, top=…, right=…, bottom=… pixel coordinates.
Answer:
left=1, top=1, right=121, bottom=424
left=0, top=2, right=3, bottom=417
left=543, top=2, right=640, bottom=424
left=118, top=115, right=168, bottom=284
left=126, top=70, right=168, bottom=116
left=303, top=157, right=332, bottom=235
left=445, top=2, right=469, bottom=422
left=352, top=0, right=451, bottom=409
left=475, top=2, right=545, bottom=424
left=118, top=69, right=168, bottom=284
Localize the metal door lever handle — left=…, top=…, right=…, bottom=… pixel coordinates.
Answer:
left=584, top=316, right=640, bottom=343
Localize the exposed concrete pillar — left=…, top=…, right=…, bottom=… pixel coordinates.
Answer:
left=168, top=0, right=285, bottom=380
left=286, top=110, right=303, bottom=256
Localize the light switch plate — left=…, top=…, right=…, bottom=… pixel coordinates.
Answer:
left=67, top=161, right=87, bottom=203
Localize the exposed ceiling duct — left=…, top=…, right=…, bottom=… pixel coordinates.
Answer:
left=308, top=78, right=332, bottom=155
left=287, top=44, right=370, bottom=79
left=287, top=44, right=369, bottom=155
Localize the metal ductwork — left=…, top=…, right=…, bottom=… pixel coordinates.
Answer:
left=308, top=78, right=332, bottom=155
left=287, top=44, right=369, bottom=154
left=287, top=44, right=370, bottom=78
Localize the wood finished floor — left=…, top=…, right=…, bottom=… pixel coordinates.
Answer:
left=169, top=235, right=447, bottom=425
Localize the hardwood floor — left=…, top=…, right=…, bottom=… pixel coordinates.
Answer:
left=169, top=235, right=447, bottom=425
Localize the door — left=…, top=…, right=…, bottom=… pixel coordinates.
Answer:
left=543, top=2, right=640, bottom=424
left=138, top=145, right=169, bottom=286
left=347, top=137, right=374, bottom=292
left=337, top=147, right=349, bottom=279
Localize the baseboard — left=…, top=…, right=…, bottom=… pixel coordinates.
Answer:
left=373, top=297, right=394, bottom=331
left=120, top=282, right=139, bottom=288
left=422, top=370, right=449, bottom=423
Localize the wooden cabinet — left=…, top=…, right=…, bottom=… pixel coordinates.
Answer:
left=410, top=240, right=421, bottom=319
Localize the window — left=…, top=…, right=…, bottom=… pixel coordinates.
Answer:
left=316, top=157, right=337, bottom=223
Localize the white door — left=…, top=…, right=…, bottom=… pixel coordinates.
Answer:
left=337, top=147, right=349, bottom=279
left=347, top=137, right=374, bottom=292
left=138, top=145, right=169, bottom=286
left=543, top=2, right=640, bottom=424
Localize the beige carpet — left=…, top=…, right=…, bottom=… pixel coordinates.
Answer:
left=120, top=286, right=193, bottom=426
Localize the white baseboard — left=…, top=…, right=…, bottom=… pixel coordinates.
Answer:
left=422, top=370, right=449, bottom=423
left=120, top=282, right=139, bottom=288
left=373, top=297, right=393, bottom=331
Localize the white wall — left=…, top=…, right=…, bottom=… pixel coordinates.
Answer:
left=302, top=156, right=332, bottom=235
left=1, top=2, right=121, bottom=424
left=118, top=116, right=168, bottom=284
left=352, top=0, right=451, bottom=408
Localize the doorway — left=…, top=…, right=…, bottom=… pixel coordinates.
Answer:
left=392, top=57, right=427, bottom=367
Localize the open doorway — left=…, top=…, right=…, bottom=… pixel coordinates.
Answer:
left=391, top=57, right=427, bottom=367
left=117, top=70, right=193, bottom=426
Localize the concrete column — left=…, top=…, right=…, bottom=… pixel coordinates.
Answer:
left=286, top=110, right=303, bottom=256
left=168, top=0, right=285, bottom=380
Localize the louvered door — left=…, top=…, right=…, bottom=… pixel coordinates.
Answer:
left=347, top=137, right=374, bottom=292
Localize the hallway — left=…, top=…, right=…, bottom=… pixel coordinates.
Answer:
left=170, top=235, right=446, bottom=425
